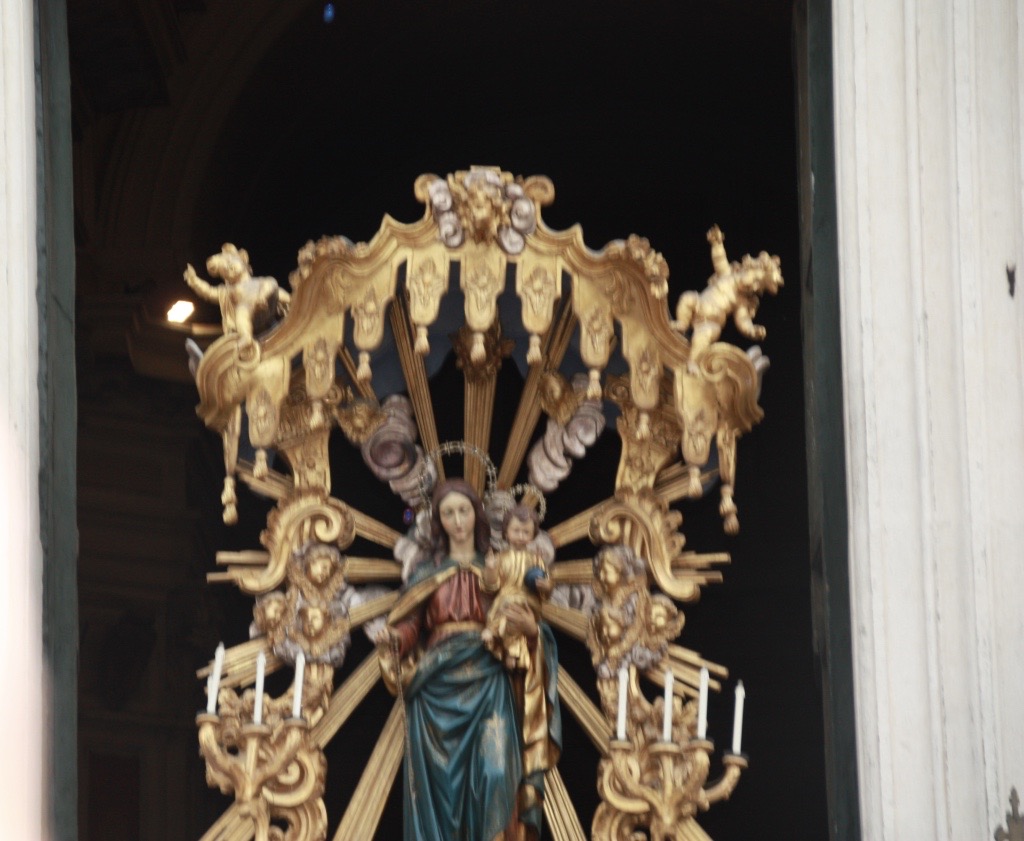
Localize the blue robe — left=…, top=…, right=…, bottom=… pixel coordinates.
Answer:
left=398, top=556, right=561, bottom=841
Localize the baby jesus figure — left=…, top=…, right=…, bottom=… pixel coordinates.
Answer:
left=482, top=504, right=553, bottom=670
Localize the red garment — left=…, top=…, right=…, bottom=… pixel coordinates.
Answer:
left=395, top=567, right=492, bottom=656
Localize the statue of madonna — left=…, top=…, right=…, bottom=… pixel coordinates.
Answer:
left=375, top=478, right=561, bottom=841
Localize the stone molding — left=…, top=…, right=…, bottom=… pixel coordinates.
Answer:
left=833, top=0, right=1024, bottom=838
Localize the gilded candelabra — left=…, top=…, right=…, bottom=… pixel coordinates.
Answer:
left=589, top=545, right=747, bottom=841
left=197, top=654, right=331, bottom=840
left=182, top=167, right=780, bottom=839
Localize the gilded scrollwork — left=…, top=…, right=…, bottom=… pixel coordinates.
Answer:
left=221, top=495, right=356, bottom=595
left=266, top=799, right=329, bottom=841
left=351, top=287, right=381, bottom=351
left=303, top=337, right=336, bottom=400
left=334, top=397, right=386, bottom=446
left=277, top=432, right=332, bottom=494
left=289, top=236, right=352, bottom=297
left=607, top=374, right=681, bottom=493
left=539, top=371, right=585, bottom=427
left=406, top=246, right=450, bottom=354
left=628, top=234, right=670, bottom=300
left=590, top=489, right=701, bottom=602
left=516, top=254, right=562, bottom=364
left=673, top=343, right=763, bottom=533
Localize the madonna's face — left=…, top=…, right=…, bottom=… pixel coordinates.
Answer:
left=438, top=491, right=476, bottom=549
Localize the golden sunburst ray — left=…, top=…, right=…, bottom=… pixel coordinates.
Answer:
left=548, top=558, right=595, bottom=584
left=557, top=665, right=612, bottom=756
left=544, top=765, right=589, bottom=841
left=237, top=459, right=293, bottom=500
left=546, top=498, right=608, bottom=548
left=388, top=291, right=442, bottom=478
left=196, top=638, right=279, bottom=690
left=339, top=346, right=376, bottom=402
left=199, top=804, right=252, bottom=841
left=496, top=298, right=577, bottom=490
left=346, top=592, right=398, bottom=627
left=331, top=699, right=405, bottom=840
left=541, top=602, right=590, bottom=642
left=342, top=557, right=402, bottom=582
left=310, top=653, right=381, bottom=747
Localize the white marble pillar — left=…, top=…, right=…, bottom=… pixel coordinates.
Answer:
left=0, top=0, right=47, bottom=838
left=833, top=0, right=1024, bottom=838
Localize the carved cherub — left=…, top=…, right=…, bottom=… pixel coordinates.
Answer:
left=588, top=545, right=685, bottom=679
left=183, top=243, right=290, bottom=360
left=588, top=545, right=645, bottom=677
left=673, top=226, right=783, bottom=368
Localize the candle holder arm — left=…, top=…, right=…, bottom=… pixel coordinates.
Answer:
left=701, top=753, right=747, bottom=808
left=197, top=716, right=243, bottom=796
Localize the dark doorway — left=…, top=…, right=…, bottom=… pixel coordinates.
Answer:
left=71, top=1, right=830, bottom=838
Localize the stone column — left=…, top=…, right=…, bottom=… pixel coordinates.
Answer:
left=833, top=0, right=1024, bottom=838
left=0, top=0, right=46, bottom=837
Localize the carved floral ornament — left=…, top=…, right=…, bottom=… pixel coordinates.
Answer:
left=185, top=166, right=783, bottom=840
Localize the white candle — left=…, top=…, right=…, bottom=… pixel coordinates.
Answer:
left=616, top=666, right=628, bottom=740
left=206, top=642, right=225, bottom=714
left=697, top=666, right=709, bottom=739
left=253, top=651, right=266, bottom=724
left=291, top=652, right=306, bottom=719
left=731, top=681, right=746, bottom=754
left=662, top=669, right=674, bottom=741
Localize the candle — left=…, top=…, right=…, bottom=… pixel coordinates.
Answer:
left=291, top=652, right=306, bottom=719
left=697, top=666, right=709, bottom=739
left=731, top=681, right=746, bottom=754
left=254, top=651, right=266, bottom=725
left=662, top=669, right=674, bottom=741
left=616, top=666, right=628, bottom=740
left=206, top=642, right=225, bottom=714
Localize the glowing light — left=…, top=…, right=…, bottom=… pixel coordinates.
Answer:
left=323, top=3, right=335, bottom=23
left=167, top=300, right=195, bottom=323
